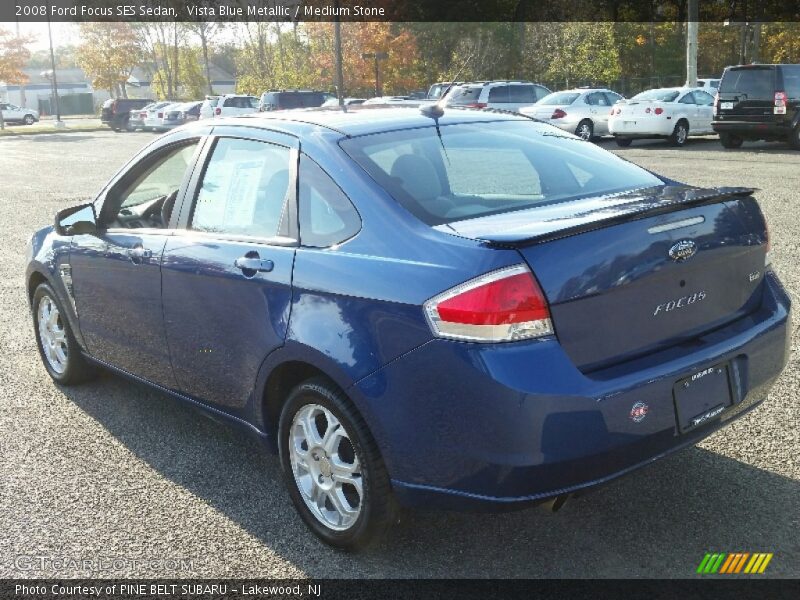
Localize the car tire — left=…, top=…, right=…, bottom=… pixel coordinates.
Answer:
left=278, top=377, right=397, bottom=551
left=575, top=119, right=594, bottom=141
left=719, top=133, right=744, bottom=149
left=669, top=120, right=689, bottom=146
left=789, top=125, right=800, bottom=150
left=32, top=282, right=96, bottom=386
left=615, top=137, right=633, bottom=147
left=24, top=114, right=36, bottom=125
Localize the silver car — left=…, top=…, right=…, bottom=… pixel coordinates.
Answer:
left=521, top=88, right=624, bottom=140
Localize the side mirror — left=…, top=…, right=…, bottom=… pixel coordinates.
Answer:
left=54, top=203, right=97, bottom=236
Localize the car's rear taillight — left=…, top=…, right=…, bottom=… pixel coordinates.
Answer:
left=465, top=102, right=488, bottom=109
left=654, top=107, right=664, bottom=115
left=111, top=101, right=118, bottom=115
left=713, top=92, right=720, bottom=116
left=423, top=265, right=553, bottom=343
left=157, top=112, right=163, bottom=118
left=774, top=91, right=787, bottom=115
left=551, top=108, right=567, bottom=119
left=215, top=107, right=222, bottom=115
left=139, top=112, right=146, bottom=118
left=611, top=107, right=622, bottom=116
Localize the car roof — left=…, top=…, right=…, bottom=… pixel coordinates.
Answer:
left=204, top=106, right=530, bottom=138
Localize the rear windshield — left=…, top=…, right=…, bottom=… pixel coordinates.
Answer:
left=445, top=86, right=482, bottom=105
left=631, top=89, right=680, bottom=102
left=340, top=120, right=663, bottom=226
left=720, top=67, right=775, bottom=97
left=224, top=96, right=258, bottom=108
left=538, top=92, right=580, bottom=105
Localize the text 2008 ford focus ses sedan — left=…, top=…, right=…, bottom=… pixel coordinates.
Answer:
left=26, top=107, right=790, bottom=549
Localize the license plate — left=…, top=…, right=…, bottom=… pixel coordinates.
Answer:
left=720, top=102, right=734, bottom=110
left=673, top=364, right=732, bottom=433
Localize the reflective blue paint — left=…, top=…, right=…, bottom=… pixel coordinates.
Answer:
left=24, top=111, right=792, bottom=511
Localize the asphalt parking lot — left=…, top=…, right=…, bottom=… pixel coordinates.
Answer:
left=0, top=130, right=798, bottom=578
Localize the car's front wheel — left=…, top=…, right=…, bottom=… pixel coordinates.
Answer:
left=279, top=378, right=397, bottom=550
left=720, top=132, right=744, bottom=149
left=24, top=114, right=36, bottom=125
left=670, top=120, right=689, bottom=146
left=789, top=125, right=800, bottom=150
left=32, top=283, right=96, bottom=385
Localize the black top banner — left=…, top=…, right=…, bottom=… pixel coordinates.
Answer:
left=5, top=0, right=800, bottom=23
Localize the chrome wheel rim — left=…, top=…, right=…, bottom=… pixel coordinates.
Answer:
left=577, top=123, right=592, bottom=140
left=289, top=404, right=363, bottom=531
left=37, top=296, right=68, bottom=374
left=677, top=125, right=687, bottom=144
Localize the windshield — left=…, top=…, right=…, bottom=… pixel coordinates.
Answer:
left=632, top=89, right=680, bottom=102
left=340, top=120, right=663, bottom=226
left=537, top=92, right=580, bottom=105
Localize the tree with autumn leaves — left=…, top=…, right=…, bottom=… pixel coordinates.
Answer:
left=76, top=23, right=142, bottom=99
left=0, top=27, right=34, bottom=129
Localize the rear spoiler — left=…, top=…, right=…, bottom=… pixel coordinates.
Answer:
left=435, top=185, right=757, bottom=247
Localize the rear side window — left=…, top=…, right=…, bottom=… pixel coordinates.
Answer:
left=487, top=85, right=510, bottom=103
left=781, top=65, right=800, bottom=99
left=446, top=87, right=483, bottom=105
left=693, top=90, right=714, bottom=106
left=191, top=138, right=292, bottom=239
left=586, top=92, right=611, bottom=106
left=533, top=85, right=550, bottom=101
left=341, top=120, right=662, bottom=226
left=604, top=92, right=623, bottom=105
left=298, top=155, right=360, bottom=247
left=720, top=68, right=775, bottom=98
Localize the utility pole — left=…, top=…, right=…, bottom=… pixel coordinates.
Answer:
left=15, top=17, right=27, bottom=109
left=685, top=0, right=698, bottom=87
left=334, top=7, right=344, bottom=106
left=46, top=0, right=64, bottom=127
left=362, top=52, right=388, bottom=97
left=751, top=22, right=761, bottom=63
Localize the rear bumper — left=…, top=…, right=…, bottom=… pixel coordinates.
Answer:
left=354, top=273, right=791, bottom=510
left=712, top=120, right=790, bottom=139
left=609, top=117, right=674, bottom=137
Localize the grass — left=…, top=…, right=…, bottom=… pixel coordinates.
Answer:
left=0, top=123, right=108, bottom=137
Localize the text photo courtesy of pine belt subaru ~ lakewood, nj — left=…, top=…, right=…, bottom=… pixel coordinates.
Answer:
left=2, top=2, right=800, bottom=597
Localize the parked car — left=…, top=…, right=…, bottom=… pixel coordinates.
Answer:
left=215, top=94, right=260, bottom=117
left=713, top=64, right=800, bottom=149
left=427, top=81, right=463, bottom=100
left=362, top=96, right=421, bottom=106
left=27, top=107, right=789, bottom=550
left=321, top=97, right=366, bottom=108
left=0, top=102, right=39, bottom=125
left=141, top=101, right=174, bottom=131
left=126, top=104, right=154, bottom=131
left=443, top=80, right=551, bottom=111
left=157, top=101, right=202, bottom=131
left=259, top=90, right=335, bottom=112
left=609, top=87, right=716, bottom=147
left=521, top=88, right=624, bottom=140
left=199, top=96, right=220, bottom=120
left=697, top=78, right=721, bottom=90
left=100, top=98, right=153, bottom=131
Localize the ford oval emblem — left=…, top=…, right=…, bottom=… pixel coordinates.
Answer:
left=668, top=240, right=697, bottom=262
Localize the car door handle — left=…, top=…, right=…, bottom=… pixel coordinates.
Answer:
left=234, top=256, right=274, bottom=273
left=127, top=246, right=153, bottom=260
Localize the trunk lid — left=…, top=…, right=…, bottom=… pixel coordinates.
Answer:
left=437, top=186, right=767, bottom=371
left=717, top=65, right=777, bottom=120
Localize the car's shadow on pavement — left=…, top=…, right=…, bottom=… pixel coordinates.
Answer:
left=61, top=371, right=799, bottom=578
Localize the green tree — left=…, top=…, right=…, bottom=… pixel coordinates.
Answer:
left=76, top=23, right=141, bottom=98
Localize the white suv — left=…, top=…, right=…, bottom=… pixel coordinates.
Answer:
left=214, top=94, right=259, bottom=118
left=0, top=102, right=39, bottom=125
left=443, top=81, right=551, bottom=112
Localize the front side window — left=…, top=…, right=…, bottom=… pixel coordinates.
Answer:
left=107, top=142, right=199, bottom=229
left=191, top=138, right=291, bottom=239
left=679, top=93, right=696, bottom=104
left=341, top=120, right=662, bottom=226
left=299, top=155, right=360, bottom=247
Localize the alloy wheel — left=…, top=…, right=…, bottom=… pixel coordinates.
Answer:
left=289, top=403, right=363, bottom=531
left=37, top=295, right=68, bottom=374
left=576, top=122, right=593, bottom=141
left=676, top=124, right=688, bottom=145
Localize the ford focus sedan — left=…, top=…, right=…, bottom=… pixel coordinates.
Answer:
left=26, top=108, right=790, bottom=550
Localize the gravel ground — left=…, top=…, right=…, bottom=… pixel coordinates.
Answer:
left=0, top=131, right=798, bottom=578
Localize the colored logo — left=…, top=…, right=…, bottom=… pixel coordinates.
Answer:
left=697, top=552, right=774, bottom=574
left=668, top=240, right=698, bottom=261
left=629, top=401, right=649, bottom=422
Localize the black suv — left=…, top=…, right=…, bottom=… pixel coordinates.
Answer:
left=713, top=64, right=800, bottom=149
left=258, top=90, right=334, bottom=112
left=101, top=98, right=153, bottom=131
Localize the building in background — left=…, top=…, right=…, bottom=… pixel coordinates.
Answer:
left=0, top=68, right=111, bottom=115
left=126, top=63, right=237, bottom=98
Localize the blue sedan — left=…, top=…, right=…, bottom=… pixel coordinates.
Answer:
left=25, top=107, right=790, bottom=549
